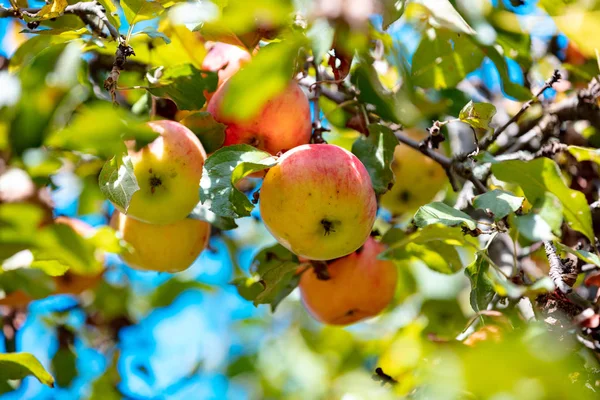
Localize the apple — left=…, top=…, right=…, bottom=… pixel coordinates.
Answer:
left=299, top=237, right=397, bottom=325
left=115, top=120, right=207, bottom=225
left=207, top=80, right=311, bottom=155
left=202, top=42, right=251, bottom=93
left=110, top=211, right=210, bottom=273
left=380, top=129, right=447, bottom=216
left=259, top=144, right=377, bottom=260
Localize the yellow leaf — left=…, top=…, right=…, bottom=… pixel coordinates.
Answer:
left=552, top=10, right=600, bottom=57
left=35, top=0, right=68, bottom=20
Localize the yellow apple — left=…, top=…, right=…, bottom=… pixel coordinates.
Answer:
left=380, top=129, right=447, bottom=216
left=299, top=237, right=397, bottom=325
left=110, top=211, right=210, bottom=273
left=118, top=120, right=207, bottom=225
left=207, top=80, right=311, bottom=155
left=260, top=144, right=377, bottom=260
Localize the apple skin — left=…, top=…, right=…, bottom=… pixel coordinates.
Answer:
left=259, top=144, right=377, bottom=260
left=110, top=211, right=210, bottom=273
left=207, top=80, right=311, bottom=155
left=380, top=129, right=447, bottom=216
left=299, top=237, right=397, bottom=325
left=202, top=42, right=251, bottom=93
left=118, top=120, right=207, bottom=225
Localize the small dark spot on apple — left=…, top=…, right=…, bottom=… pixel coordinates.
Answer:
left=321, top=219, right=336, bottom=236
left=399, top=190, right=411, bottom=202
left=148, top=168, right=153, bottom=173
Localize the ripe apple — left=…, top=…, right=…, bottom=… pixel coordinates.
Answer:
left=116, top=120, right=207, bottom=225
left=380, top=129, right=447, bottom=216
left=207, top=80, right=311, bottom=155
left=299, top=237, right=397, bottom=325
left=110, top=211, right=210, bottom=273
left=260, top=144, right=377, bottom=260
left=202, top=42, right=251, bottom=94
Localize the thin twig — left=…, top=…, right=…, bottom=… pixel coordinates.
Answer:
left=310, top=60, right=328, bottom=144
left=479, top=70, right=561, bottom=151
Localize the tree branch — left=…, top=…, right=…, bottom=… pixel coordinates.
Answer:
left=544, top=240, right=573, bottom=294
left=0, top=2, right=119, bottom=41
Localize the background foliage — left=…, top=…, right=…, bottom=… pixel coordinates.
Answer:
left=2, top=0, right=600, bottom=399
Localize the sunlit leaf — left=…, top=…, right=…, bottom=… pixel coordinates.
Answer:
left=465, top=254, right=495, bottom=312
left=414, top=202, right=477, bottom=230
left=200, top=145, right=278, bottom=219
left=0, top=352, right=55, bottom=387
left=459, top=101, right=497, bottom=130
left=492, top=158, right=594, bottom=243
left=351, top=124, right=397, bottom=195
left=410, top=0, right=475, bottom=35
left=99, top=154, right=139, bottom=213
left=121, top=0, right=164, bottom=25
left=34, top=0, right=68, bottom=20
left=180, top=111, right=226, bottom=153
left=472, top=189, right=523, bottom=220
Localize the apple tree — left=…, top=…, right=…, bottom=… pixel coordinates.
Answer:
left=2, top=0, right=600, bottom=398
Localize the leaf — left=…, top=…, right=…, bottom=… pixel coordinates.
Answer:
left=414, top=202, right=477, bottom=230
left=491, top=158, right=594, bottom=243
left=459, top=101, right=497, bottom=130
left=35, top=0, right=68, bottom=20
left=567, top=145, right=600, bottom=165
left=307, top=18, right=335, bottom=63
left=472, top=189, right=524, bottom=220
left=200, top=145, right=278, bottom=219
left=514, top=214, right=556, bottom=242
left=99, top=154, right=139, bottom=213
left=0, top=352, right=55, bottom=387
left=352, top=60, right=419, bottom=125
left=51, top=347, right=77, bottom=388
left=160, top=23, right=206, bottom=69
left=233, top=244, right=300, bottom=311
left=193, top=22, right=247, bottom=49
left=146, top=64, right=218, bottom=111
left=219, top=34, right=307, bottom=121
left=412, top=29, right=484, bottom=90
left=477, top=41, right=532, bottom=101
left=45, top=102, right=157, bottom=159
left=133, top=30, right=171, bottom=44
left=555, top=242, right=600, bottom=268
left=411, top=0, right=475, bottom=35
left=121, top=0, right=164, bottom=25
left=180, top=112, right=226, bottom=154
left=150, top=278, right=213, bottom=308
left=381, top=0, right=406, bottom=29
left=188, top=201, right=238, bottom=231
left=465, top=254, right=495, bottom=312
left=351, top=124, right=397, bottom=195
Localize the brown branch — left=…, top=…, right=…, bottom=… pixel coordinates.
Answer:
left=309, top=60, right=328, bottom=144
left=544, top=241, right=573, bottom=294
left=103, top=42, right=135, bottom=104
left=0, top=2, right=119, bottom=40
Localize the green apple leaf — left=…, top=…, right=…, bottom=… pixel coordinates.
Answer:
left=51, top=346, right=77, bottom=388
left=491, top=158, right=594, bottom=243
left=189, top=201, right=238, bottom=231
left=99, top=154, right=139, bottom=213
left=381, top=0, right=406, bottom=29
left=414, top=202, right=478, bottom=230
left=555, top=242, right=600, bottom=268
left=146, top=65, right=218, bottom=111
left=200, top=145, right=278, bottom=219
left=567, top=145, right=600, bottom=165
left=351, top=124, right=397, bottom=195
left=0, top=352, right=55, bottom=387
left=459, top=101, right=497, bottom=130
left=477, top=41, right=532, bottom=101
left=465, top=253, right=495, bottom=312
left=232, top=243, right=300, bottom=311
left=411, top=0, right=475, bottom=35
left=220, top=34, right=307, bottom=121
left=472, top=189, right=524, bottom=220
left=385, top=241, right=463, bottom=274
left=45, top=102, right=157, bottom=159
left=121, top=0, right=164, bottom=26
left=180, top=112, right=226, bottom=154
left=351, top=60, right=420, bottom=125
left=412, top=29, right=484, bottom=90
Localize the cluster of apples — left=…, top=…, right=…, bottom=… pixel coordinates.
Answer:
left=108, top=42, right=447, bottom=325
